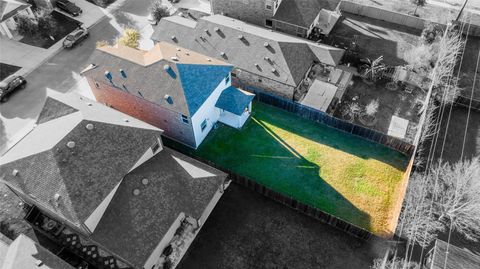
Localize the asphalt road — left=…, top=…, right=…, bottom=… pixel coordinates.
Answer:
left=0, top=0, right=153, bottom=154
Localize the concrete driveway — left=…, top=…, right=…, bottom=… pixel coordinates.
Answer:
left=0, top=0, right=157, bottom=155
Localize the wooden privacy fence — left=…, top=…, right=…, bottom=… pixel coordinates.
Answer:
left=339, top=0, right=480, bottom=37
left=456, top=95, right=480, bottom=112
left=162, top=141, right=376, bottom=241
left=234, top=81, right=415, bottom=156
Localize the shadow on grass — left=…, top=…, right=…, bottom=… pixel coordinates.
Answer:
left=166, top=103, right=380, bottom=232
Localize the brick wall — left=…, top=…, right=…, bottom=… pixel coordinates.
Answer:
left=211, top=0, right=273, bottom=27
left=86, top=79, right=197, bottom=148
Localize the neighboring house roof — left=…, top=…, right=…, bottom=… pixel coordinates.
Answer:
left=92, top=147, right=226, bottom=268
left=151, top=15, right=344, bottom=87
left=272, top=0, right=341, bottom=28
left=0, top=0, right=30, bottom=22
left=0, top=92, right=162, bottom=230
left=216, top=86, right=255, bottom=116
left=429, top=239, right=480, bottom=269
left=0, top=234, right=74, bottom=269
left=83, top=42, right=233, bottom=116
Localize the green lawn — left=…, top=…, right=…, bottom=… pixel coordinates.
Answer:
left=195, top=102, right=408, bottom=236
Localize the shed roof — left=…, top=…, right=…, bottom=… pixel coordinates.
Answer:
left=0, top=234, right=74, bottom=269
left=83, top=42, right=232, bottom=116
left=92, top=147, right=226, bottom=268
left=0, top=92, right=162, bottom=230
left=152, top=15, right=344, bottom=87
left=300, top=79, right=338, bottom=112
left=429, top=239, right=480, bottom=269
left=272, top=0, right=341, bottom=28
left=216, top=86, right=255, bottom=116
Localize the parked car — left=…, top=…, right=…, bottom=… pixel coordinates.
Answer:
left=0, top=76, right=27, bottom=103
left=56, top=0, right=82, bottom=17
left=63, top=28, right=89, bottom=48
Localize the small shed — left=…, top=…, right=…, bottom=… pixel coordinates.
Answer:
left=387, top=116, right=409, bottom=139
left=301, top=79, right=338, bottom=112
left=215, top=86, right=255, bottom=129
left=425, top=239, right=480, bottom=269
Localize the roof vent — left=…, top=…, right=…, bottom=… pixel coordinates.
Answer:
left=185, top=51, right=190, bottom=56
left=171, top=35, right=176, bottom=41
left=142, top=178, right=149, bottom=185
left=54, top=193, right=61, bottom=202
left=87, top=103, right=93, bottom=106
left=206, top=58, right=211, bottom=62
left=238, top=35, right=244, bottom=39
left=35, top=259, right=44, bottom=267
left=164, top=94, right=173, bottom=104
left=264, top=42, right=269, bottom=47
left=164, top=64, right=176, bottom=78
left=171, top=56, right=179, bottom=61
left=86, top=123, right=94, bottom=130
left=119, top=69, right=127, bottom=79
left=66, top=141, right=75, bottom=149
left=254, top=63, right=259, bottom=67
left=12, top=169, right=19, bottom=176
left=204, top=29, right=209, bottom=34
left=214, top=27, right=220, bottom=32
left=176, top=48, right=181, bottom=51
left=264, top=56, right=270, bottom=62
left=124, top=118, right=129, bottom=123
left=220, top=52, right=226, bottom=57
left=271, top=68, right=277, bottom=73
left=104, top=71, right=112, bottom=82
left=133, top=189, right=140, bottom=196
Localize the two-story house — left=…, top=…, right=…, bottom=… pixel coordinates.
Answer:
left=0, top=92, right=229, bottom=269
left=82, top=41, right=255, bottom=148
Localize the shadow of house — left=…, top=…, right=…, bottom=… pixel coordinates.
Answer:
left=176, top=184, right=386, bottom=269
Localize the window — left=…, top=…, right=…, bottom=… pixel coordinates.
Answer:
left=231, top=72, right=237, bottom=78
left=265, top=19, right=273, bottom=28
left=225, top=74, right=230, bottom=84
left=265, top=4, right=272, bottom=10
left=151, top=139, right=160, bottom=153
left=296, top=27, right=307, bottom=37
left=181, top=115, right=189, bottom=124
left=201, top=119, right=207, bottom=132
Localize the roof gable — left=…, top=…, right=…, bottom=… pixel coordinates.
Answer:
left=177, top=63, right=232, bottom=115
left=36, top=97, right=78, bottom=124
left=215, top=86, right=255, bottom=116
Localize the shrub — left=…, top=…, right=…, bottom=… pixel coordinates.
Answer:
left=96, top=40, right=110, bottom=48
left=15, top=15, right=37, bottom=36
left=36, top=10, right=57, bottom=39
left=117, top=28, right=140, bottom=49
left=150, top=0, right=170, bottom=22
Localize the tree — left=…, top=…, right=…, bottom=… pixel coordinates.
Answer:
left=15, top=15, right=37, bottom=37
left=150, top=0, right=169, bottom=23
left=117, top=28, right=140, bottom=49
left=397, top=157, right=480, bottom=248
left=411, top=0, right=427, bottom=17
left=421, top=22, right=442, bottom=44
left=96, top=40, right=110, bottom=48
left=361, top=56, right=387, bottom=83
left=36, top=10, right=57, bottom=39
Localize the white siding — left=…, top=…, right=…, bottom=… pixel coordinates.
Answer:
left=191, top=74, right=231, bottom=147
left=218, top=102, right=252, bottom=129
left=84, top=181, right=122, bottom=233
left=143, top=213, right=185, bottom=269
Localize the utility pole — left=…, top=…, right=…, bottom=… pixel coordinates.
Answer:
left=455, top=0, right=469, bottom=22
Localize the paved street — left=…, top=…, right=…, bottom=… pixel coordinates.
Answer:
left=0, top=0, right=156, bottom=155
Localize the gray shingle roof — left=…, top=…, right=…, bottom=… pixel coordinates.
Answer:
left=0, top=234, right=74, bottom=269
left=215, top=86, right=254, bottom=116
left=0, top=0, right=30, bottom=22
left=430, top=239, right=480, bottom=269
left=151, top=15, right=344, bottom=87
left=272, top=0, right=341, bottom=28
left=92, top=147, right=226, bottom=268
left=0, top=93, right=162, bottom=230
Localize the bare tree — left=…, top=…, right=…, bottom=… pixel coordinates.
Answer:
left=150, top=0, right=170, bottom=24
left=410, top=0, right=427, bottom=17
left=398, top=157, right=480, bottom=247
left=371, top=257, right=420, bottom=269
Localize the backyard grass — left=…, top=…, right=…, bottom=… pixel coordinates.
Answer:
left=194, top=102, right=408, bottom=236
